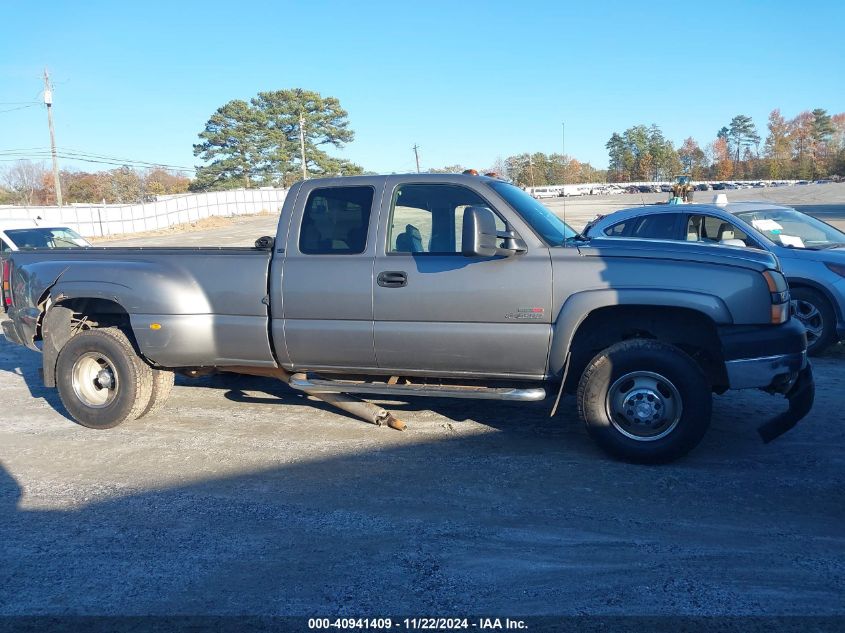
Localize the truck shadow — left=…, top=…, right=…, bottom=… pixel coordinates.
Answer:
left=217, top=373, right=584, bottom=443
left=2, top=408, right=841, bottom=617
left=0, top=334, right=71, bottom=420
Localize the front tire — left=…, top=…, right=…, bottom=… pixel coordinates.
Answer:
left=576, top=339, right=712, bottom=463
left=56, top=328, right=154, bottom=429
left=791, top=287, right=836, bottom=356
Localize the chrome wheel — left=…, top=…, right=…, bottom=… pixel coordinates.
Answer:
left=792, top=299, right=824, bottom=345
left=71, top=352, right=119, bottom=408
left=605, top=371, right=682, bottom=442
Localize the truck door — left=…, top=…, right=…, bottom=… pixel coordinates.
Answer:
left=372, top=178, right=553, bottom=378
left=279, top=178, right=385, bottom=370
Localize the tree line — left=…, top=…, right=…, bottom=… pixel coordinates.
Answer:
left=607, top=109, right=845, bottom=182
left=4, top=91, right=844, bottom=207
left=0, top=162, right=190, bottom=206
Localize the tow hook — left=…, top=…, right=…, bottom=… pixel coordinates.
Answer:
left=757, top=365, right=815, bottom=443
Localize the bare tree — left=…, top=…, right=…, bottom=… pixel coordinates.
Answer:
left=2, top=160, right=49, bottom=205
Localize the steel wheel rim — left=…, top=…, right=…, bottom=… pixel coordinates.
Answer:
left=71, top=352, right=119, bottom=408
left=605, top=370, right=683, bottom=442
left=792, top=299, right=824, bottom=344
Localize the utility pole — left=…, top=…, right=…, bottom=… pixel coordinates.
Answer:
left=412, top=144, right=421, bottom=173
left=299, top=111, right=308, bottom=180
left=43, top=68, right=63, bottom=206
left=528, top=154, right=536, bottom=188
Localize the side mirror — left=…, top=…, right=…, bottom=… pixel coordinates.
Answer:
left=461, top=206, right=525, bottom=258
left=255, top=235, right=275, bottom=250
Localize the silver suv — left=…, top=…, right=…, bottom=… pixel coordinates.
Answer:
left=584, top=201, right=845, bottom=355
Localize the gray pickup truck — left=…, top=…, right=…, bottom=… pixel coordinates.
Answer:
left=2, top=174, right=814, bottom=462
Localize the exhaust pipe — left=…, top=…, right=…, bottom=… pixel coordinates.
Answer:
left=219, top=366, right=405, bottom=431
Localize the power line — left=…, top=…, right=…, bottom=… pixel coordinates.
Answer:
left=0, top=148, right=196, bottom=172
left=0, top=103, right=39, bottom=114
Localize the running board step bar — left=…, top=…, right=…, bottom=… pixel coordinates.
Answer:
left=288, top=373, right=546, bottom=402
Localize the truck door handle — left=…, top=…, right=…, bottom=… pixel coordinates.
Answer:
left=377, top=271, right=408, bottom=288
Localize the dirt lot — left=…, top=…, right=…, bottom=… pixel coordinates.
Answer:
left=1, top=184, right=843, bottom=617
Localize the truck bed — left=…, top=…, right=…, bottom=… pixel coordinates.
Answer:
left=7, top=246, right=276, bottom=368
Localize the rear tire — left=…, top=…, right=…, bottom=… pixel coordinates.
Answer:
left=138, top=369, right=175, bottom=418
left=576, top=339, right=712, bottom=463
left=791, top=287, right=836, bottom=356
left=56, top=328, right=153, bottom=429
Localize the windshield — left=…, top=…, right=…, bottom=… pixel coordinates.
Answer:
left=487, top=181, right=578, bottom=246
left=734, top=208, right=845, bottom=250
left=5, top=227, right=90, bottom=249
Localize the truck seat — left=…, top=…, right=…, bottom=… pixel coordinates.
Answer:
left=395, top=224, right=424, bottom=253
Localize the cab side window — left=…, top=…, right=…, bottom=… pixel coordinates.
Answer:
left=299, top=186, right=374, bottom=255
left=0, top=238, right=9, bottom=255
left=388, top=184, right=505, bottom=254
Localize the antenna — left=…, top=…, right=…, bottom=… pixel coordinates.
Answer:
left=562, top=122, right=566, bottom=236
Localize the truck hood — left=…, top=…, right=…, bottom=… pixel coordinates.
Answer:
left=574, top=237, right=780, bottom=272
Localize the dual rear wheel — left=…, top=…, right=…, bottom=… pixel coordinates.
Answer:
left=56, top=328, right=174, bottom=429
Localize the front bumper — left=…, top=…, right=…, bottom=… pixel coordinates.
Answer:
left=720, top=318, right=814, bottom=442
left=725, top=350, right=807, bottom=391
left=720, top=318, right=808, bottom=391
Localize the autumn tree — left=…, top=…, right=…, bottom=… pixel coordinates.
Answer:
left=764, top=109, right=792, bottom=179
left=678, top=137, right=706, bottom=179
left=710, top=138, right=733, bottom=180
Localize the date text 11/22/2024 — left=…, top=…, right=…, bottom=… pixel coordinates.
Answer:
left=307, top=617, right=528, bottom=630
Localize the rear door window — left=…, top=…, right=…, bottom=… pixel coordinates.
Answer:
left=627, top=214, right=679, bottom=239
left=299, top=186, right=375, bottom=255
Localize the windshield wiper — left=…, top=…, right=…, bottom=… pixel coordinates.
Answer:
left=815, top=242, right=845, bottom=250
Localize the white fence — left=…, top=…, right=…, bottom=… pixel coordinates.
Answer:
left=0, top=188, right=287, bottom=237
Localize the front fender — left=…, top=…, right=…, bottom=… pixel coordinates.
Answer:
left=547, top=288, right=732, bottom=375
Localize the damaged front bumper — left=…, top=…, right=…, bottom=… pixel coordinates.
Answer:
left=724, top=349, right=814, bottom=443
left=756, top=364, right=814, bottom=443
left=721, top=318, right=815, bottom=442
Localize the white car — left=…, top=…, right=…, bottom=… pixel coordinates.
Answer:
left=0, top=220, right=91, bottom=256
left=529, top=187, right=559, bottom=199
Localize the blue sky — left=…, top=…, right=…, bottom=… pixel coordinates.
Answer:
left=1, top=0, right=843, bottom=175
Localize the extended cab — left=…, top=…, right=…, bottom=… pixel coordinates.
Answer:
left=2, top=174, right=814, bottom=462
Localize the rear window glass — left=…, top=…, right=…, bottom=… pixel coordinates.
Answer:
left=299, top=186, right=374, bottom=255
left=628, top=214, right=677, bottom=239
left=5, top=227, right=89, bottom=248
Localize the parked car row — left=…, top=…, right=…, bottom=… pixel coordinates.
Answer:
left=583, top=201, right=845, bottom=355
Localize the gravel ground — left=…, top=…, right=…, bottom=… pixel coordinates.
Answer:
left=1, top=183, right=843, bottom=617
